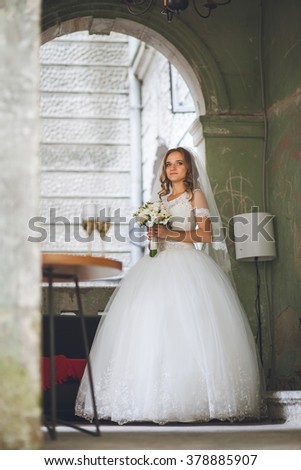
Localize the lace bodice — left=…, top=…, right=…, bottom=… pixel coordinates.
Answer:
left=159, top=192, right=210, bottom=252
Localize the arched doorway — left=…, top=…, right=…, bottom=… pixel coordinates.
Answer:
left=39, top=17, right=213, bottom=272
left=41, top=10, right=229, bottom=114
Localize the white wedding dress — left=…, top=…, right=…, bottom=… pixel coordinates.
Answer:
left=75, top=193, right=263, bottom=424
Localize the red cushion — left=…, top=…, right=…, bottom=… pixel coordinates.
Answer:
left=42, top=355, right=86, bottom=390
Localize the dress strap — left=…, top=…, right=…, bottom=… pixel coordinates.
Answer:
left=194, top=208, right=210, bottom=218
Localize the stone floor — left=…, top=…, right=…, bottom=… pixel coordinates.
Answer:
left=42, top=420, right=301, bottom=450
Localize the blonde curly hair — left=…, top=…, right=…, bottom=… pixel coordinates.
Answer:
left=158, top=147, right=200, bottom=201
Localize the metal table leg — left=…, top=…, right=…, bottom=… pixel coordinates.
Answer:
left=74, top=275, right=100, bottom=436
left=45, top=266, right=57, bottom=439
left=43, top=270, right=100, bottom=439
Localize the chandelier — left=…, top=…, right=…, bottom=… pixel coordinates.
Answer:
left=122, top=0, right=232, bottom=23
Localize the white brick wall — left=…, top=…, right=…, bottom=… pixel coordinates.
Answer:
left=39, top=31, right=132, bottom=270
left=38, top=32, right=196, bottom=275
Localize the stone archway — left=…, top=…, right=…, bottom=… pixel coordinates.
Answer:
left=41, top=11, right=230, bottom=115
left=42, top=16, right=209, bottom=116
left=40, top=13, right=231, bottom=173
left=39, top=18, right=206, bottom=269
left=40, top=6, right=234, bottom=211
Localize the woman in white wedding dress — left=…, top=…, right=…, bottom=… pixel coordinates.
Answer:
left=75, top=147, right=263, bottom=425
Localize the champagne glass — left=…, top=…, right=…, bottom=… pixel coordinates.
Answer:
left=95, top=205, right=111, bottom=256
left=81, top=203, right=97, bottom=254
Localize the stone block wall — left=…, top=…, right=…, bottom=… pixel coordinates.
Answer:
left=37, top=32, right=197, bottom=276
left=38, top=31, right=132, bottom=273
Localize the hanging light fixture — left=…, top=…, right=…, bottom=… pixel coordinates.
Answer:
left=122, top=0, right=231, bottom=23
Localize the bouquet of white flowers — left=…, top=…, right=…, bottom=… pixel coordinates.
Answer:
left=133, top=201, right=172, bottom=257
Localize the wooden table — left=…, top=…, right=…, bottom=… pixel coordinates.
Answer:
left=42, top=253, right=122, bottom=440
left=42, top=253, right=122, bottom=282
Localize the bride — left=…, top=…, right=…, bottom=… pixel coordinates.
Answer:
left=75, top=147, right=263, bottom=425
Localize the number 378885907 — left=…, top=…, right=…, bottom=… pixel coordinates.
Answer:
left=185, top=454, right=258, bottom=466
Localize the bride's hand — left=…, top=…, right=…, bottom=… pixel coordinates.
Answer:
left=147, top=226, right=155, bottom=240
left=151, top=224, right=170, bottom=239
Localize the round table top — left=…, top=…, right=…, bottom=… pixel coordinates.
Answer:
left=42, top=253, right=123, bottom=282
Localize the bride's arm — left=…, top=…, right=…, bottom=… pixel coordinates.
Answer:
left=151, top=190, right=212, bottom=243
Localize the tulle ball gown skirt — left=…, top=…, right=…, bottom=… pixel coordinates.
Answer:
left=75, top=248, right=263, bottom=425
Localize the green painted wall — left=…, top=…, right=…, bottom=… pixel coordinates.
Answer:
left=199, top=114, right=272, bottom=378
left=262, top=0, right=301, bottom=389
left=41, top=0, right=301, bottom=389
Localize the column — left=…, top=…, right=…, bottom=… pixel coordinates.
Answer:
left=0, top=0, right=41, bottom=449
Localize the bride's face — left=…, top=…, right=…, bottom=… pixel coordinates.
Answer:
left=165, top=151, right=188, bottom=184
